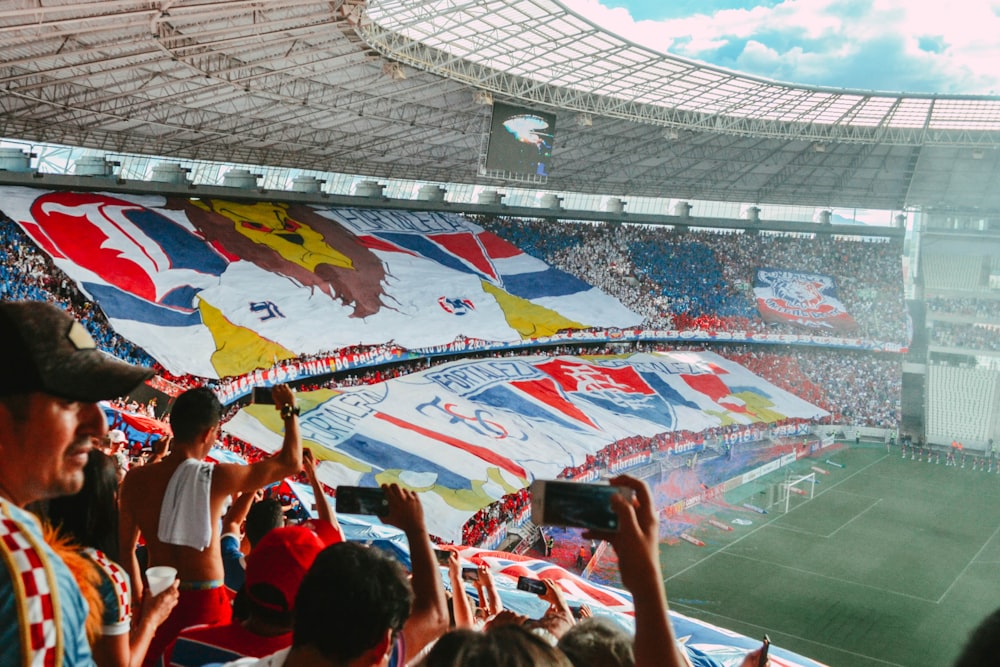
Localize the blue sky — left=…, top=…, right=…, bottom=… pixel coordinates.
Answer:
left=563, top=0, right=1000, bottom=95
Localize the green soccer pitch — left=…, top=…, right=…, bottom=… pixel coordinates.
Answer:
left=659, top=444, right=1000, bottom=667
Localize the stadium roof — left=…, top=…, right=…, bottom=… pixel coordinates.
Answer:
left=2, top=0, right=1000, bottom=213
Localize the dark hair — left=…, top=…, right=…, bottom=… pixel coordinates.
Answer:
left=168, top=387, right=222, bottom=443
left=44, top=449, right=120, bottom=557
left=557, top=617, right=635, bottom=667
left=245, top=498, right=285, bottom=547
left=954, top=607, right=1000, bottom=667
left=422, top=625, right=573, bottom=667
left=293, top=542, right=412, bottom=663
left=245, top=582, right=295, bottom=629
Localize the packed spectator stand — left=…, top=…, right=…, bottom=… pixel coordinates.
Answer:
left=0, top=198, right=912, bottom=667
left=1, top=210, right=907, bottom=561
left=477, top=217, right=909, bottom=347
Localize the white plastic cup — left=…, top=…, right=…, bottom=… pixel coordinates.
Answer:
left=146, top=566, right=177, bottom=596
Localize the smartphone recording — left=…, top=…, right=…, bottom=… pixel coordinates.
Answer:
left=434, top=549, right=453, bottom=566
left=334, top=486, right=389, bottom=517
left=251, top=386, right=275, bottom=404
left=516, top=575, right=548, bottom=595
left=461, top=566, right=479, bottom=582
left=758, top=634, right=770, bottom=667
left=529, top=480, right=631, bottom=532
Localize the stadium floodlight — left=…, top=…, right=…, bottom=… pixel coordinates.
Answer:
left=473, top=90, right=493, bottom=105
left=576, top=113, right=593, bottom=127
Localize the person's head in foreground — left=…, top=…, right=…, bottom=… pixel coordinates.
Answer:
left=417, top=624, right=573, bottom=667
left=953, top=606, right=1000, bottom=667
left=557, top=616, right=634, bottom=667
left=289, top=541, right=413, bottom=667
left=244, top=523, right=340, bottom=631
left=0, top=300, right=152, bottom=507
left=0, top=301, right=152, bottom=667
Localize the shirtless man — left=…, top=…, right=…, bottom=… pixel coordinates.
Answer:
left=119, top=384, right=302, bottom=667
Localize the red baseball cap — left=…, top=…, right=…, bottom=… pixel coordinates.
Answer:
left=244, top=522, right=342, bottom=613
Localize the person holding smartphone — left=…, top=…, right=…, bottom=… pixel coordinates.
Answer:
left=441, top=550, right=476, bottom=629
left=473, top=564, right=503, bottom=621
left=581, top=475, right=769, bottom=667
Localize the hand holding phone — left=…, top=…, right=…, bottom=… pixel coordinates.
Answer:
left=516, top=575, right=548, bottom=596
left=252, top=386, right=275, bottom=404
left=758, top=634, right=770, bottom=667
left=530, top=480, right=633, bottom=532
left=461, top=566, right=479, bottom=582
left=334, top=486, right=389, bottom=517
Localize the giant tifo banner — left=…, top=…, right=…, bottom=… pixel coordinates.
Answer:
left=223, top=351, right=828, bottom=542
left=753, top=268, right=857, bottom=332
left=0, top=187, right=641, bottom=378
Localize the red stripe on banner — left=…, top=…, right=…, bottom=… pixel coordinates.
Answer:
left=357, top=234, right=417, bottom=255
left=430, top=232, right=499, bottom=282
left=374, top=412, right=526, bottom=480
left=18, top=220, right=66, bottom=259
left=476, top=231, right=522, bottom=259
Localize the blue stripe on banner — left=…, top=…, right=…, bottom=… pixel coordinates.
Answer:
left=473, top=386, right=588, bottom=432
left=83, top=282, right=203, bottom=327
left=377, top=232, right=478, bottom=277
left=336, top=434, right=472, bottom=489
left=730, top=384, right=774, bottom=400
left=500, top=266, right=591, bottom=299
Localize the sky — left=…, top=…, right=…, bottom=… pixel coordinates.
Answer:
left=562, top=0, right=1000, bottom=95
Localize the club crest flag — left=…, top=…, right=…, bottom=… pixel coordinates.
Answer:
left=223, top=351, right=827, bottom=542
left=0, top=187, right=642, bottom=378
left=754, top=268, right=857, bottom=332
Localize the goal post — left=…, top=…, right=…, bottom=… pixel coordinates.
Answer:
left=781, top=472, right=816, bottom=513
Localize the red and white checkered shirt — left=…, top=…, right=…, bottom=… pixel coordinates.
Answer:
left=0, top=499, right=94, bottom=667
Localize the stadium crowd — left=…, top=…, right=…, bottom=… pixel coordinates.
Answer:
left=0, top=207, right=920, bottom=667
left=3, top=301, right=774, bottom=667
left=929, top=321, right=1000, bottom=351
left=478, top=217, right=909, bottom=346
left=927, top=296, right=1000, bottom=320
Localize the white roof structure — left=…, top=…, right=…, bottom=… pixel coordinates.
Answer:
left=1, top=0, right=1000, bottom=211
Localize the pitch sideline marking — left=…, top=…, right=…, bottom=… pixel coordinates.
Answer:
left=827, top=498, right=882, bottom=538
left=665, top=453, right=889, bottom=583
left=721, top=551, right=938, bottom=604
left=935, top=520, right=1000, bottom=604
left=770, top=497, right=883, bottom=539
left=670, top=602, right=908, bottom=667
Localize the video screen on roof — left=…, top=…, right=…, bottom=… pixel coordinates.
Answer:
left=484, top=102, right=556, bottom=177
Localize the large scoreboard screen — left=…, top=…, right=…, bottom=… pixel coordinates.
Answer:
left=484, top=102, right=556, bottom=177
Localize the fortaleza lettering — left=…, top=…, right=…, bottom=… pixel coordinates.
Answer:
left=427, top=359, right=541, bottom=396
left=299, top=387, right=386, bottom=443
left=332, top=207, right=469, bottom=235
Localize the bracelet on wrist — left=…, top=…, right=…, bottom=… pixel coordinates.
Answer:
left=280, top=404, right=300, bottom=419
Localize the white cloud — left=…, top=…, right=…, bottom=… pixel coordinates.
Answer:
left=562, top=0, right=1000, bottom=94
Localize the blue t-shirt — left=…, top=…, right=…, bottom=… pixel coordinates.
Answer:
left=0, top=498, right=95, bottom=666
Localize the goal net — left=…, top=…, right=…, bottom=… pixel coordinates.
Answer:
left=772, top=472, right=816, bottom=513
